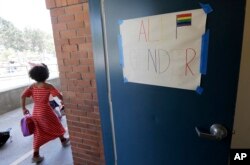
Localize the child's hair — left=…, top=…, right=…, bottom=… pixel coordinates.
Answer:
left=29, top=63, right=49, bottom=82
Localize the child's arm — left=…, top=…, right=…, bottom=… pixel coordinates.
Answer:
left=20, top=86, right=32, bottom=115
left=48, top=84, right=64, bottom=103
left=57, top=93, right=63, bottom=103
left=21, top=96, right=29, bottom=115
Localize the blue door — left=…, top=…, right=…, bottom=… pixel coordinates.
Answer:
left=89, top=0, right=246, bottom=165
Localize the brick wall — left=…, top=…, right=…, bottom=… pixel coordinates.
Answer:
left=44, top=0, right=105, bottom=164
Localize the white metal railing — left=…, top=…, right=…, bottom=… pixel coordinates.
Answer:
left=0, top=64, right=59, bottom=92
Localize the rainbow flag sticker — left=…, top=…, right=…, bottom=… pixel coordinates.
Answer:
left=176, top=13, right=192, bottom=27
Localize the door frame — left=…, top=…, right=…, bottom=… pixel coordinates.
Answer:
left=231, top=0, right=250, bottom=148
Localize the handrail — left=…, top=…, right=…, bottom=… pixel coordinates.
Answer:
left=0, top=64, right=59, bottom=91
left=0, top=64, right=59, bottom=79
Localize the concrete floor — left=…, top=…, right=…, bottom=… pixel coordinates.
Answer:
left=0, top=104, right=73, bottom=165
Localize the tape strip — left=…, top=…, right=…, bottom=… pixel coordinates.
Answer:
left=200, top=30, right=210, bottom=75
left=196, top=86, right=204, bottom=95
left=118, top=19, right=124, bottom=25
left=118, top=34, right=124, bottom=68
left=124, top=77, right=128, bottom=83
left=199, top=3, right=213, bottom=14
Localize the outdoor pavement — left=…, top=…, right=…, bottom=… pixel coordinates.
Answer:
left=0, top=104, right=73, bottom=165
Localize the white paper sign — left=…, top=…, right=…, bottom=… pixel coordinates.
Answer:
left=119, top=9, right=207, bottom=90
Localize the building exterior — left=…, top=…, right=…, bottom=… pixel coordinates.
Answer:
left=45, top=1, right=105, bottom=165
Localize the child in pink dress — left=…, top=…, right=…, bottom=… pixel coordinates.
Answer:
left=21, top=63, right=70, bottom=163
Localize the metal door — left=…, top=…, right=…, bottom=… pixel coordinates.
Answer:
left=89, top=0, right=246, bottom=164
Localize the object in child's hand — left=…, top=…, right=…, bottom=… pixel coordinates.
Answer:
left=21, top=115, right=35, bottom=137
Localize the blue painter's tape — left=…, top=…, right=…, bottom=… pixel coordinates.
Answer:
left=199, top=3, right=213, bottom=14
left=118, top=19, right=124, bottom=25
left=196, top=86, right=204, bottom=95
left=118, top=34, right=124, bottom=68
left=200, top=30, right=210, bottom=75
left=124, top=77, right=128, bottom=83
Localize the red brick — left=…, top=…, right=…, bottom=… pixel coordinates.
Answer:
left=74, top=150, right=100, bottom=162
left=67, top=115, right=81, bottom=122
left=77, top=80, right=91, bottom=88
left=65, top=4, right=83, bottom=14
left=67, top=22, right=84, bottom=30
left=75, top=13, right=84, bottom=22
left=66, top=72, right=82, bottom=80
left=71, top=51, right=88, bottom=59
left=72, top=65, right=89, bottom=72
left=45, top=0, right=56, bottom=9
left=60, top=30, right=76, bottom=38
left=63, top=59, right=79, bottom=67
left=82, top=73, right=96, bottom=79
left=88, top=50, right=93, bottom=58
left=85, top=35, right=92, bottom=43
left=67, top=85, right=76, bottom=92
left=66, top=80, right=77, bottom=88
left=65, top=103, right=78, bottom=109
left=89, top=66, right=95, bottom=73
left=87, top=112, right=100, bottom=119
left=80, top=0, right=88, bottom=3
left=57, top=52, right=70, bottom=59
left=64, top=90, right=76, bottom=97
left=51, top=16, right=58, bottom=24
left=83, top=87, right=97, bottom=94
left=83, top=3, right=90, bottom=21
left=79, top=58, right=93, bottom=65
left=90, top=79, right=96, bottom=87
left=67, top=0, right=80, bottom=5
left=69, top=37, right=85, bottom=45
left=60, top=78, right=70, bottom=86
left=54, top=38, right=69, bottom=45
left=62, top=44, right=78, bottom=52
left=53, top=31, right=61, bottom=39
left=61, top=0, right=68, bottom=6
left=52, top=23, right=67, bottom=31
left=55, top=0, right=67, bottom=7
left=57, top=60, right=64, bottom=66
left=79, top=43, right=92, bottom=51
left=59, top=72, right=66, bottom=78
left=68, top=125, right=82, bottom=133
left=50, top=8, right=65, bottom=17
left=58, top=65, right=72, bottom=72
left=93, top=93, right=98, bottom=101
left=76, top=92, right=92, bottom=100
left=85, top=25, right=92, bottom=34
left=58, top=14, right=75, bottom=23
left=74, top=86, right=85, bottom=92
left=76, top=29, right=85, bottom=37
left=54, top=45, right=62, bottom=53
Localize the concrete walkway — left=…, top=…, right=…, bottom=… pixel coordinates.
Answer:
left=0, top=104, right=73, bottom=165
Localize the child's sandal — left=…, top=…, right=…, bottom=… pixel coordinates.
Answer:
left=32, top=156, right=44, bottom=163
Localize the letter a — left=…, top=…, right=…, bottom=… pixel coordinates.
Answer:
left=138, top=20, right=147, bottom=42
left=234, top=153, right=241, bottom=160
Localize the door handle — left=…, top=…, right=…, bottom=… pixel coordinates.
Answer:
left=195, top=124, right=227, bottom=140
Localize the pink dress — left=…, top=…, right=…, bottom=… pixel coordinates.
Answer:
left=22, top=85, right=65, bottom=149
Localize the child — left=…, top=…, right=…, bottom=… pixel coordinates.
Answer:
left=21, top=63, right=70, bottom=163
